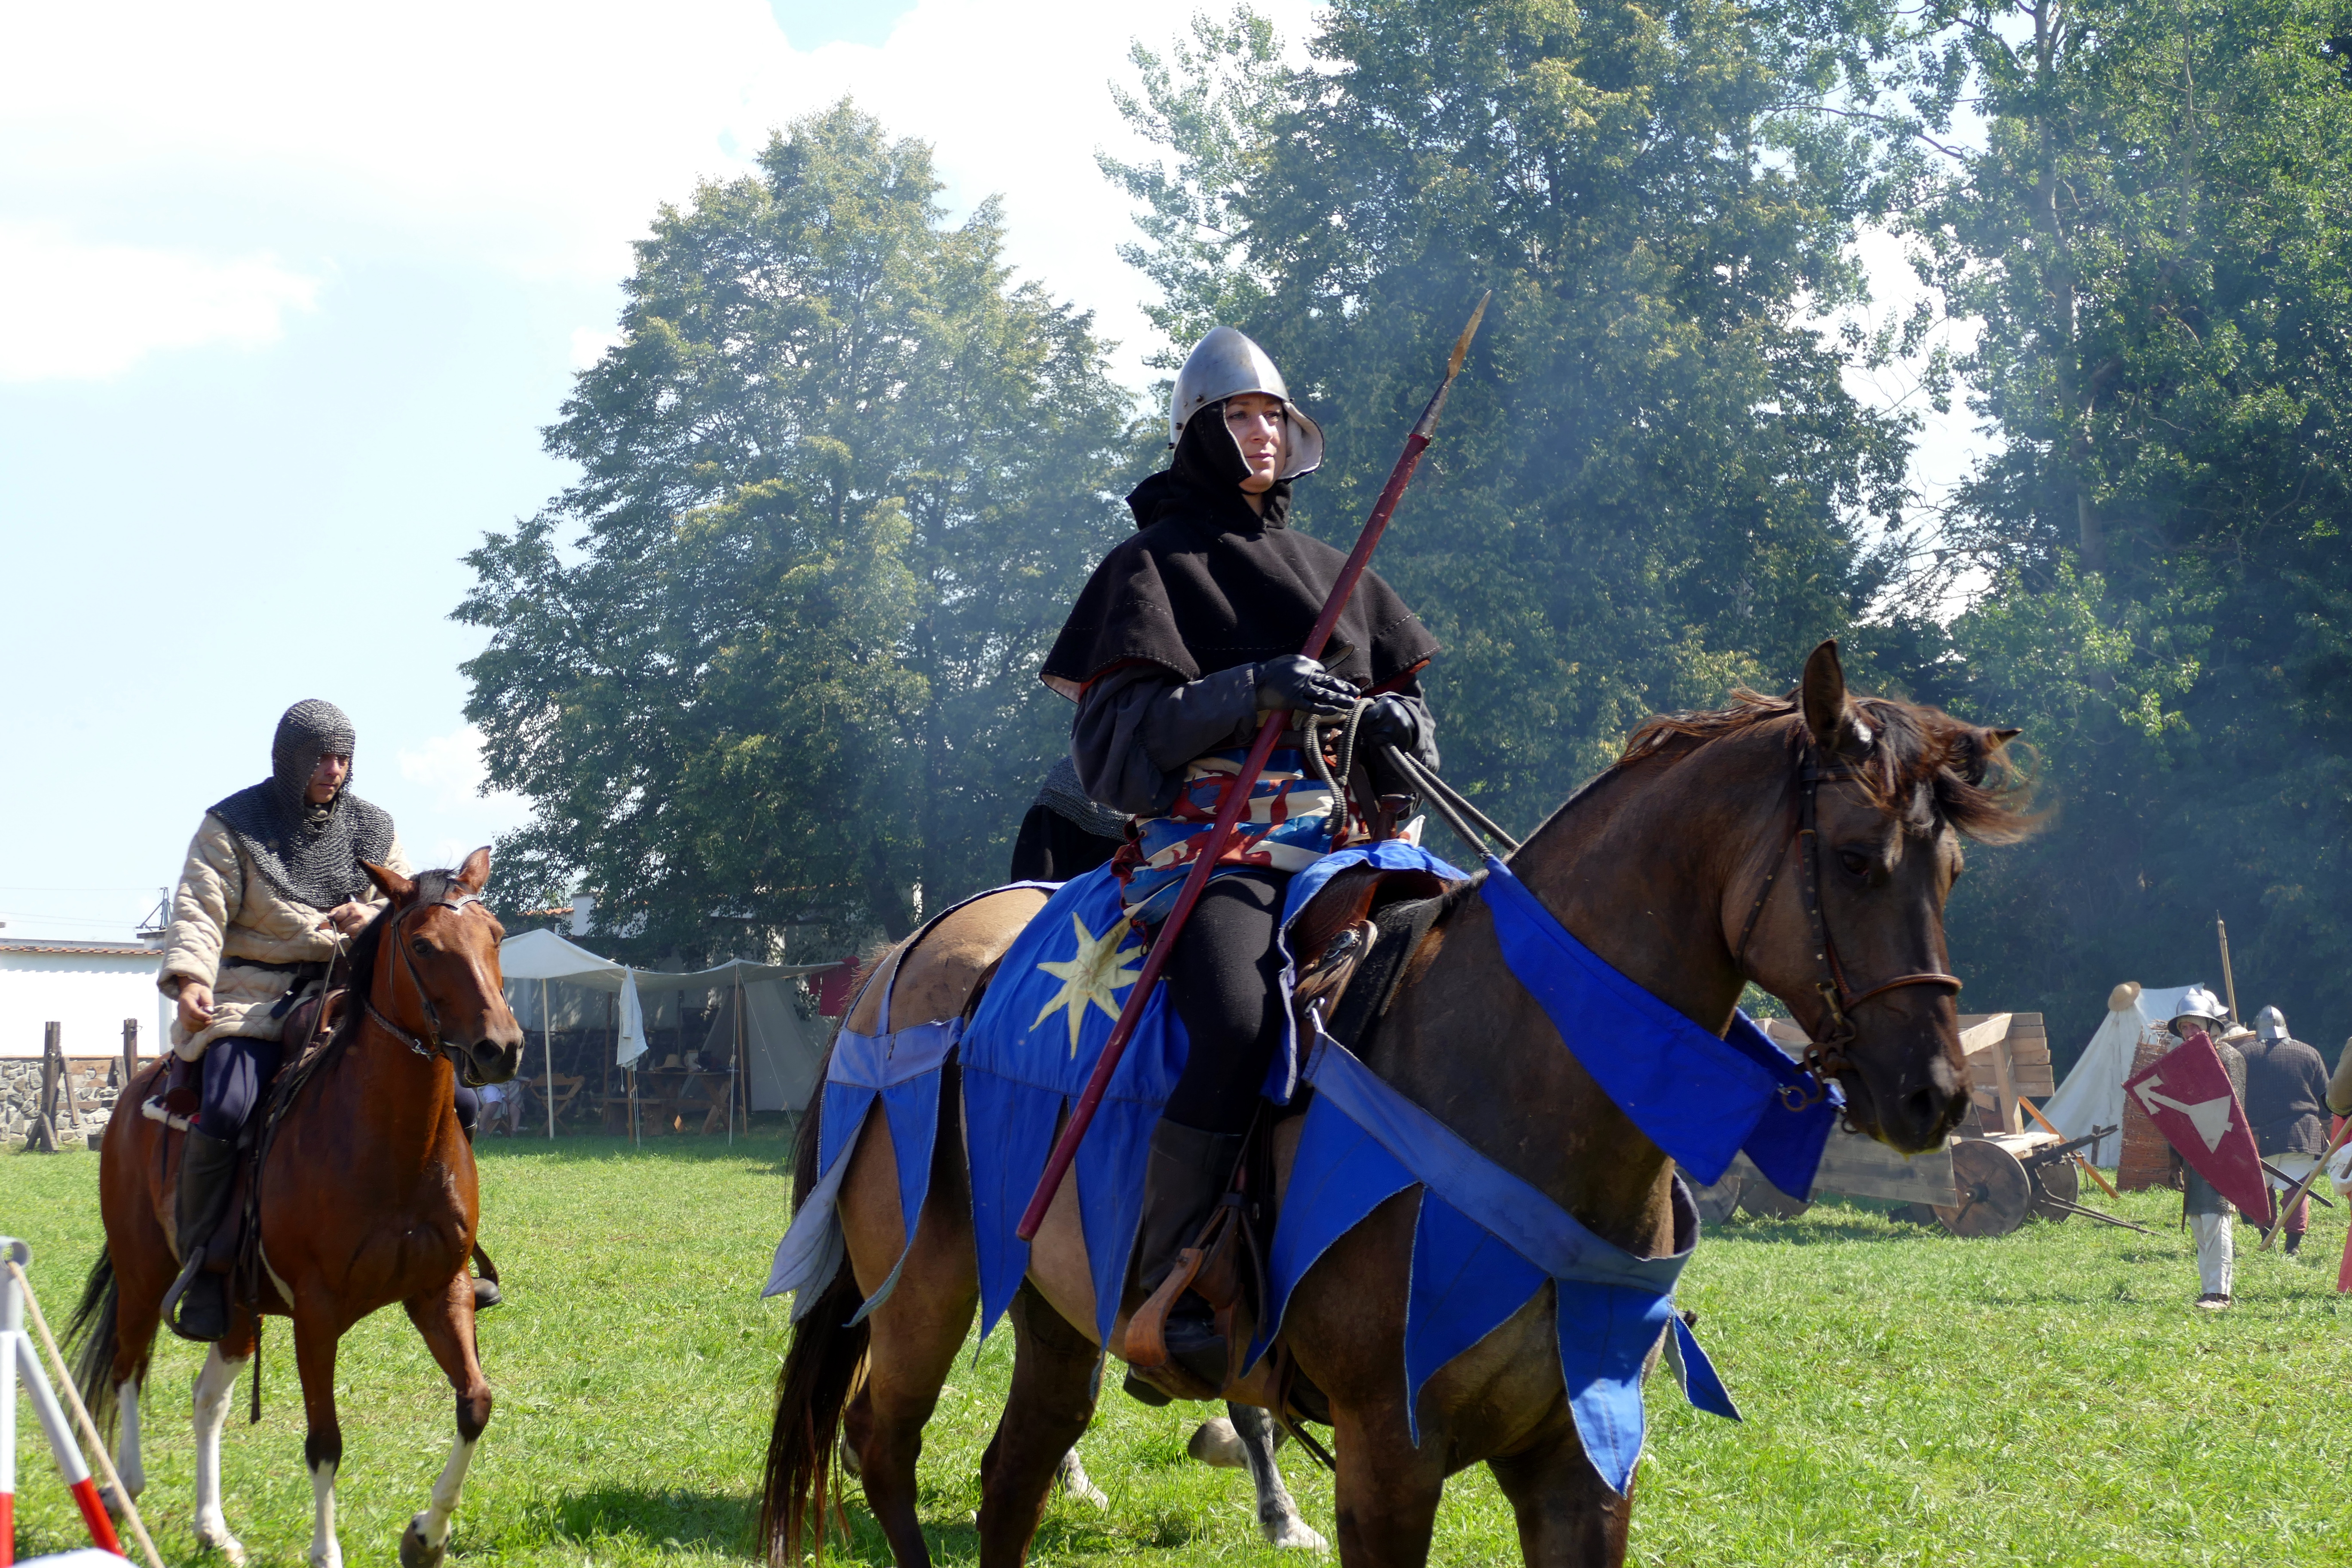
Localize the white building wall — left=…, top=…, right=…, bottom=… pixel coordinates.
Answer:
left=0, top=951, right=171, bottom=1060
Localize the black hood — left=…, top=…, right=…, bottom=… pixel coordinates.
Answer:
left=1040, top=410, right=1438, bottom=699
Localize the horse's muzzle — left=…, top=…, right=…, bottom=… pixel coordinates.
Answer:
left=461, top=1034, right=527, bottom=1086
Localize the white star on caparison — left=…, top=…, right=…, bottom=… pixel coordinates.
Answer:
left=1032, top=911, right=1143, bottom=1056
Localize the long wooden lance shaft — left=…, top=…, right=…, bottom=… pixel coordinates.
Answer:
left=2216, top=913, right=2240, bottom=1025
left=1016, top=294, right=1490, bottom=1242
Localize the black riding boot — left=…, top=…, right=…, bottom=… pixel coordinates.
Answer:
left=166, top=1131, right=239, bottom=1343
left=1127, top=1121, right=1246, bottom=1395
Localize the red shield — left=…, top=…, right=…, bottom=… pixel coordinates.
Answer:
left=2122, top=1030, right=2273, bottom=1224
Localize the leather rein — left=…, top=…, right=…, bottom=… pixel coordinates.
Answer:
left=360, top=889, right=490, bottom=1075
left=1732, top=748, right=1962, bottom=1108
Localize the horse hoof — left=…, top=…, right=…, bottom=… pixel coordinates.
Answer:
left=399, top=1516, right=446, bottom=1568
left=196, top=1515, right=246, bottom=1564
left=1261, top=1516, right=1329, bottom=1552
left=1187, top=1417, right=1248, bottom=1469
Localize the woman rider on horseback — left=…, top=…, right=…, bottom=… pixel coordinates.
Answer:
left=1039, top=327, right=1444, bottom=1383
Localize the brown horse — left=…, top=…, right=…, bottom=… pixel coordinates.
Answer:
left=762, top=643, right=2033, bottom=1567
left=67, top=848, right=524, bottom=1568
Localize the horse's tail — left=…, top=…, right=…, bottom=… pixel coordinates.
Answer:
left=758, top=1070, right=868, bottom=1565
left=62, top=1243, right=123, bottom=1440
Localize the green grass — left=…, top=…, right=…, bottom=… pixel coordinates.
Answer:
left=6, top=1136, right=2350, bottom=1566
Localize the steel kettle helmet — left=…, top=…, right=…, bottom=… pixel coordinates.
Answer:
left=2256, top=1004, right=2288, bottom=1042
left=1169, top=326, right=1326, bottom=480
left=2171, top=986, right=2227, bottom=1031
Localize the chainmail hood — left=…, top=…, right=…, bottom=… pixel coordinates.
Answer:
left=206, top=699, right=395, bottom=912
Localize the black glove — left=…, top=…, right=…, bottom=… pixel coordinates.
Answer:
left=1255, top=655, right=1356, bottom=717
left=1359, top=694, right=1419, bottom=752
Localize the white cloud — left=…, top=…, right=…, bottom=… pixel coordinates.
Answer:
left=0, top=0, right=1322, bottom=388
left=391, top=724, right=534, bottom=876
left=398, top=723, right=527, bottom=815
left=0, top=224, right=319, bottom=381
left=570, top=325, right=622, bottom=369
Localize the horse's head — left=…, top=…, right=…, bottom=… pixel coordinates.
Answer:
left=1735, top=642, right=2030, bottom=1150
left=359, top=847, right=527, bottom=1086
left=1620, top=640, right=2034, bottom=1152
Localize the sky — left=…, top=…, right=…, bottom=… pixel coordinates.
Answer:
left=0, top=0, right=1982, bottom=947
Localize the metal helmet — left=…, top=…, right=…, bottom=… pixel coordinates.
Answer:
left=2256, top=1004, right=2288, bottom=1042
left=1169, top=325, right=1325, bottom=480
left=2171, top=986, right=2227, bottom=1032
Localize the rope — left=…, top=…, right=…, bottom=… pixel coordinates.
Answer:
left=1304, top=699, right=1373, bottom=844
left=7, top=1258, right=168, bottom=1568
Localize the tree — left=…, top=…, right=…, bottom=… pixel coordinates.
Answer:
left=1906, top=0, right=2352, bottom=1054
left=457, top=102, right=1141, bottom=960
left=1104, top=0, right=1920, bottom=824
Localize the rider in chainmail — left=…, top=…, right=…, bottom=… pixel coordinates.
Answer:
left=1007, top=755, right=1132, bottom=882
left=159, top=701, right=497, bottom=1339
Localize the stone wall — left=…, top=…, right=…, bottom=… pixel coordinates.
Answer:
left=2, top=1055, right=125, bottom=1149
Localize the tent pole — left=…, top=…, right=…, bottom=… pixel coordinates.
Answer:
left=730, top=970, right=742, bottom=1146
left=542, top=978, right=554, bottom=1140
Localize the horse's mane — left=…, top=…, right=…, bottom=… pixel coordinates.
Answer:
left=1619, top=687, right=2037, bottom=843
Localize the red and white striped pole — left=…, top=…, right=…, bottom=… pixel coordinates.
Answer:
left=2, top=1237, right=124, bottom=1564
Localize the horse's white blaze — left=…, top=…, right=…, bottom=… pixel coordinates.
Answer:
left=191, top=1348, right=247, bottom=1563
left=410, top=1433, right=478, bottom=1550
left=109, top=1377, right=145, bottom=1507
left=308, top=1459, right=342, bottom=1568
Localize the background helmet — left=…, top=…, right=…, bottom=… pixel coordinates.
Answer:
left=2256, top=1004, right=2288, bottom=1042
left=1169, top=325, right=1326, bottom=480
left=2170, top=986, right=2227, bottom=1032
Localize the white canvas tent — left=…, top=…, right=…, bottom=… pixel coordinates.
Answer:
left=495, top=929, right=836, bottom=1141
left=2042, top=981, right=2205, bottom=1163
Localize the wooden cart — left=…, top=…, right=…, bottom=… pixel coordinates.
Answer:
left=1694, top=1013, right=2126, bottom=1238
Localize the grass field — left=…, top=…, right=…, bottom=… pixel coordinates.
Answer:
left=6, top=1131, right=2351, bottom=1567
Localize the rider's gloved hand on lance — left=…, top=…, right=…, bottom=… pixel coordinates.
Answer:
left=1254, top=654, right=1356, bottom=717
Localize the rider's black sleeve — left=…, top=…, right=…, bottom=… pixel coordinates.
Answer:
left=1070, top=663, right=1439, bottom=818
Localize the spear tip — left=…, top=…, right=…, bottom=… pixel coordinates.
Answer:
left=1446, top=291, right=1492, bottom=380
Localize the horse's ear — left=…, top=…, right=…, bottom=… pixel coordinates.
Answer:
left=456, top=846, right=492, bottom=896
left=1799, top=640, right=1864, bottom=755
left=361, top=859, right=414, bottom=903
left=1984, top=726, right=2022, bottom=752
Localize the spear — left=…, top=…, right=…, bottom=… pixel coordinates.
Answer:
left=1016, top=294, right=1491, bottom=1241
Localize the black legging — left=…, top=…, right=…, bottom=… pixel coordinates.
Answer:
left=1161, top=870, right=1291, bottom=1135
left=196, top=1034, right=481, bottom=1139
left=196, top=1035, right=283, bottom=1141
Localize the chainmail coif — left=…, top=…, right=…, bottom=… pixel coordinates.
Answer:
left=206, top=699, right=395, bottom=912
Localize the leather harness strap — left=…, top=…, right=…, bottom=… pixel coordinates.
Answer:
left=362, top=890, right=488, bottom=1064
left=1737, top=753, right=1962, bottom=1108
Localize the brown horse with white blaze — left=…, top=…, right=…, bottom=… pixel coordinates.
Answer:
left=763, top=643, right=2035, bottom=1567
left=66, top=848, right=524, bottom=1568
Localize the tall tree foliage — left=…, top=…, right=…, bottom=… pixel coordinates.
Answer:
left=1103, top=0, right=1920, bottom=825
left=458, top=103, right=1138, bottom=958
left=1901, top=0, right=2352, bottom=1054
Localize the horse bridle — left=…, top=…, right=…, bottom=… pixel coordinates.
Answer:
left=362, top=889, right=490, bottom=1075
left=1732, top=748, right=1963, bottom=1109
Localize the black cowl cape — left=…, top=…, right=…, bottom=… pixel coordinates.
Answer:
left=1041, top=413, right=1439, bottom=699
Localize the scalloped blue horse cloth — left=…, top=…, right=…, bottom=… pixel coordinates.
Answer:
left=1466, top=852, right=1841, bottom=1191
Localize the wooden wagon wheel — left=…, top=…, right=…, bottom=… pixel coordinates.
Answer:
left=1738, top=1180, right=1812, bottom=1220
left=2030, top=1156, right=2079, bottom=1222
left=1933, top=1139, right=2033, bottom=1237
left=1692, top=1171, right=1744, bottom=1225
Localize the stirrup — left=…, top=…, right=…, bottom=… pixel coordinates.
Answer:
left=161, top=1249, right=226, bottom=1343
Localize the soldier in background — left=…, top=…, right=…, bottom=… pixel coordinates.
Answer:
left=2244, top=1004, right=2330, bottom=1258
left=2167, top=989, right=2245, bottom=1309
